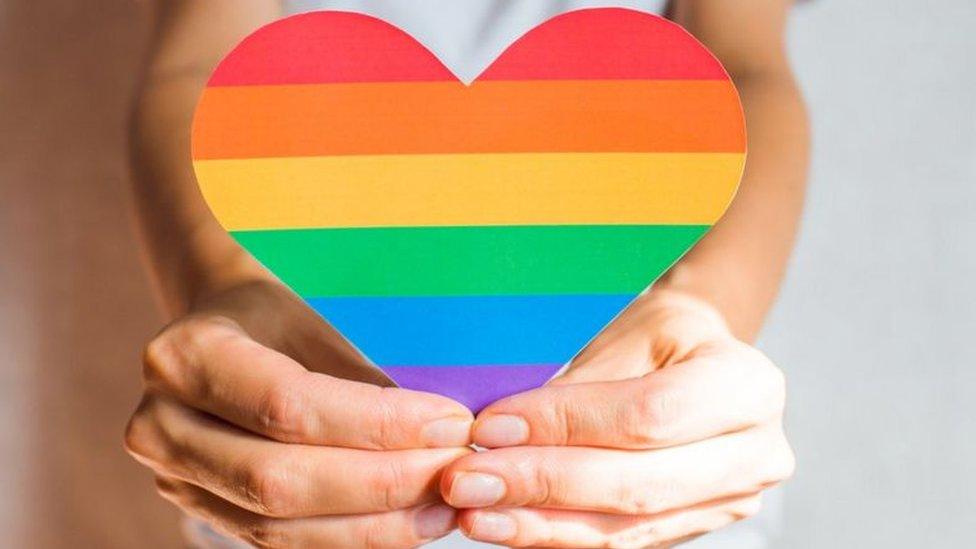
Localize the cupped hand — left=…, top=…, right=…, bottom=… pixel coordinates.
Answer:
left=441, top=290, right=795, bottom=548
left=125, top=281, right=474, bottom=548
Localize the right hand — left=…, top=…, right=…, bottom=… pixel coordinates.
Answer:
left=124, top=280, right=474, bottom=548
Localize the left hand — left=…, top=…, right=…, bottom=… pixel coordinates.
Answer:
left=440, top=289, right=795, bottom=547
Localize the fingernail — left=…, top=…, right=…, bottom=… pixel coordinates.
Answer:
left=469, top=511, right=517, bottom=542
left=474, top=414, right=529, bottom=447
left=414, top=504, right=456, bottom=539
left=422, top=417, right=472, bottom=447
left=449, top=472, right=506, bottom=507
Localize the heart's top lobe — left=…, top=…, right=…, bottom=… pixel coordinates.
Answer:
left=191, top=8, right=746, bottom=411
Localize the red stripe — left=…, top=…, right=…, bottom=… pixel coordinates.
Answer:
left=209, top=8, right=728, bottom=86
left=481, top=8, right=729, bottom=81
left=208, top=11, right=454, bottom=86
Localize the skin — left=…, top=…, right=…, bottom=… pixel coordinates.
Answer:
left=123, top=0, right=809, bottom=547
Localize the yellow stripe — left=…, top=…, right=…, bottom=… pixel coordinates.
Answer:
left=195, top=153, right=744, bottom=229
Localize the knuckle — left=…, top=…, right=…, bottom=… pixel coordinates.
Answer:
left=176, top=314, right=241, bottom=341
left=617, top=475, right=677, bottom=515
left=257, top=379, right=309, bottom=441
left=527, top=459, right=564, bottom=508
left=368, top=395, right=403, bottom=450
left=607, top=532, right=658, bottom=549
left=123, top=412, right=151, bottom=459
left=368, top=458, right=409, bottom=511
left=153, top=477, right=188, bottom=508
left=359, top=517, right=402, bottom=549
left=174, top=316, right=241, bottom=359
left=153, top=476, right=175, bottom=495
left=243, top=519, right=289, bottom=549
left=241, top=456, right=299, bottom=518
left=142, top=333, right=183, bottom=392
left=626, top=388, right=681, bottom=447
left=123, top=398, right=162, bottom=461
left=547, top=395, right=575, bottom=446
left=154, top=484, right=176, bottom=503
left=142, top=316, right=238, bottom=392
left=733, top=496, right=764, bottom=520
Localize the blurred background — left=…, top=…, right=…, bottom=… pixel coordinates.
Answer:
left=2, top=0, right=974, bottom=547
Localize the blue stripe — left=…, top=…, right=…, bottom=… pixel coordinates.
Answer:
left=305, top=294, right=635, bottom=366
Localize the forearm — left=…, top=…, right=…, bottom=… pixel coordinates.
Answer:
left=130, top=77, right=268, bottom=316
left=128, top=1, right=281, bottom=316
left=657, top=69, right=809, bottom=341
left=657, top=1, right=810, bottom=341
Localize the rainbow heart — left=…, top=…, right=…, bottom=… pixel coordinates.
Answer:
left=192, top=8, right=745, bottom=411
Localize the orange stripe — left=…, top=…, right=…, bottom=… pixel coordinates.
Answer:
left=192, top=80, right=744, bottom=159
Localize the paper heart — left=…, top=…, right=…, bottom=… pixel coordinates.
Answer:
left=192, top=8, right=745, bottom=411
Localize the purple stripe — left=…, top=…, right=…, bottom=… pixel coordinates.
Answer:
left=383, top=364, right=563, bottom=413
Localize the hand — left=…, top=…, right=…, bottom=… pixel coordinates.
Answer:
left=124, top=280, right=474, bottom=548
left=440, top=290, right=794, bottom=548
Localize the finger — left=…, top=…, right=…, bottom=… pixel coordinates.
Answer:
left=125, top=395, right=470, bottom=517
left=457, top=494, right=763, bottom=548
left=443, top=425, right=793, bottom=514
left=144, top=316, right=473, bottom=449
left=155, top=477, right=457, bottom=549
left=473, top=339, right=784, bottom=449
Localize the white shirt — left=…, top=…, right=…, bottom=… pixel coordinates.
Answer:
left=283, top=0, right=669, bottom=82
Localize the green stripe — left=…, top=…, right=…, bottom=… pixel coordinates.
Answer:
left=232, top=225, right=708, bottom=297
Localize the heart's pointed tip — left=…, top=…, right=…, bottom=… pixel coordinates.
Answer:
left=383, top=364, right=563, bottom=413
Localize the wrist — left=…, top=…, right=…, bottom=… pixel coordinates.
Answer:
left=652, top=261, right=763, bottom=343
left=143, top=220, right=273, bottom=318
left=634, top=286, right=736, bottom=346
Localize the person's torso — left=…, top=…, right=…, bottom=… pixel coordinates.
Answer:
left=282, top=0, right=669, bottom=82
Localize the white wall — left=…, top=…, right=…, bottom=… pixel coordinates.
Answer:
left=767, top=1, right=976, bottom=546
